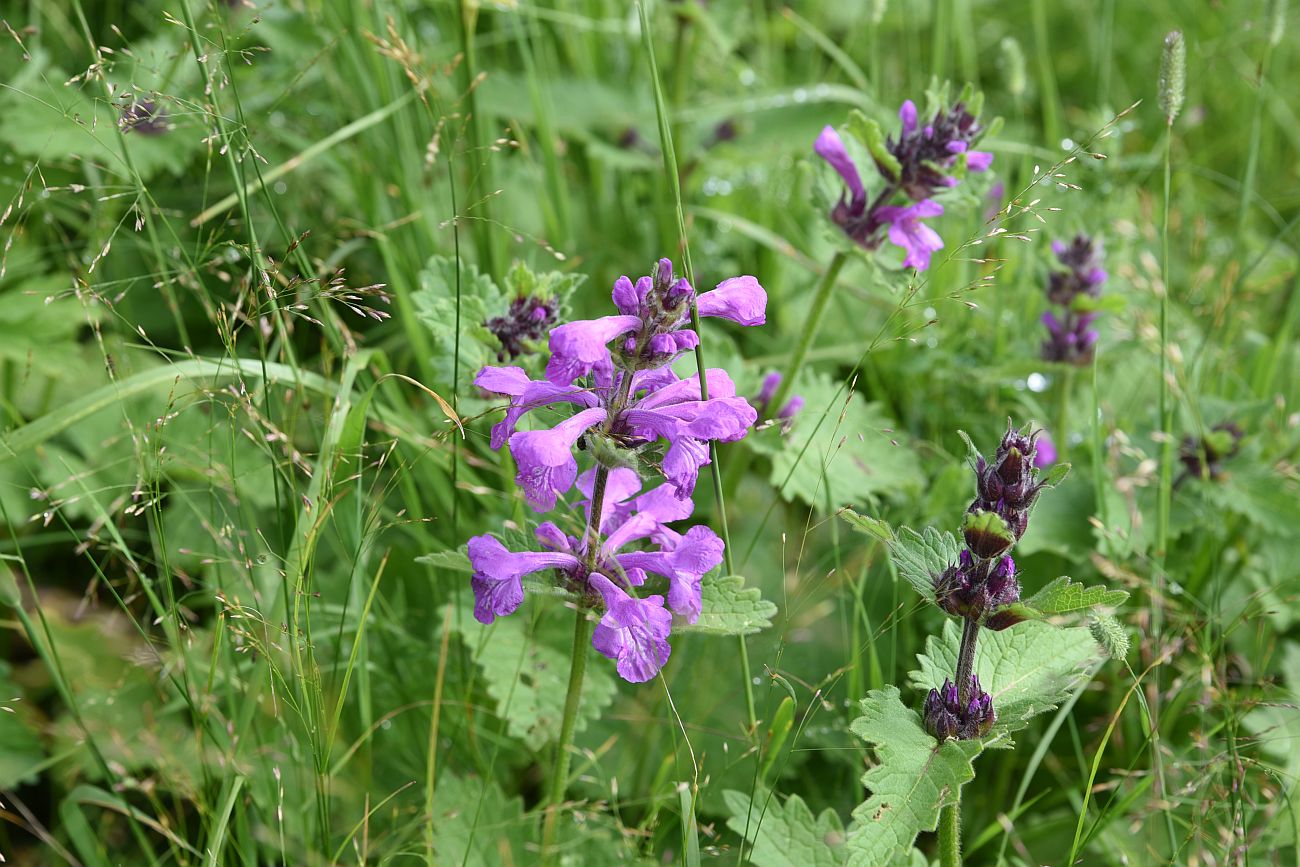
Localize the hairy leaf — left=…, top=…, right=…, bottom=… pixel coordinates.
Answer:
left=772, top=374, right=923, bottom=511
left=1021, top=576, right=1129, bottom=617
left=909, top=620, right=1101, bottom=738
left=413, top=257, right=505, bottom=388
left=676, top=574, right=777, bottom=636
left=841, top=511, right=960, bottom=604
left=724, top=788, right=847, bottom=867
left=431, top=774, right=532, bottom=867
left=845, top=686, right=982, bottom=864
left=452, top=610, right=616, bottom=750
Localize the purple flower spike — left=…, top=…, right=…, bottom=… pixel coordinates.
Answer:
left=546, top=314, right=642, bottom=385
left=814, top=126, right=866, bottom=204
left=923, top=676, right=996, bottom=741
left=966, top=150, right=994, bottom=172
left=876, top=200, right=945, bottom=270
left=509, top=407, right=608, bottom=511
left=589, top=574, right=673, bottom=682
left=467, top=535, right=580, bottom=624
left=695, top=276, right=768, bottom=326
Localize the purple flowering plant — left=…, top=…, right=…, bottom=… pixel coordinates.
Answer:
left=466, top=258, right=769, bottom=683
left=836, top=422, right=1127, bottom=861
left=813, top=84, right=997, bottom=271
left=1041, top=233, right=1110, bottom=365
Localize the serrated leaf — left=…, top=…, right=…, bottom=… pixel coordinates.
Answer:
left=845, top=686, right=982, bottom=865
left=846, top=111, right=900, bottom=180
left=431, top=774, right=532, bottom=867
left=452, top=610, right=616, bottom=750
left=772, top=374, right=923, bottom=511
left=1021, top=576, right=1129, bottom=617
left=724, top=788, right=847, bottom=867
left=413, top=256, right=505, bottom=388
left=908, top=620, right=1101, bottom=737
left=888, top=526, right=961, bottom=603
left=676, top=574, right=777, bottom=636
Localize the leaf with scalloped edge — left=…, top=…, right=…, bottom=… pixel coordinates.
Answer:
left=844, top=686, right=982, bottom=865
left=908, top=620, right=1101, bottom=739
left=676, top=574, right=777, bottom=636
left=724, top=788, right=847, bottom=867
left=451, top=608, right=616, bottom=750
left=840, top=511, right=960, bottom=605
left=1021, top=576, right=1129, bottom=616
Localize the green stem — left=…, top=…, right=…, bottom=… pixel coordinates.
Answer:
left=541, top=608, right=593, bottom=864
left=939, top=797, right=963, bottom=867
left=1154, top=123, right=1174, bottom=640
left=768, top=251, right=849, bottom=416
left=954, top=617, right=980, bottom=705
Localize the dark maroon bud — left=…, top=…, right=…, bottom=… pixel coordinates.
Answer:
left=923, top=676, right=995, bottom=741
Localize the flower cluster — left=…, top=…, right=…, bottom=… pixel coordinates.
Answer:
left=814, top=96, right=993, bottom=271
left=486, top=295, right=559, bottom=361
left=923, top=422, right=1051, bottom=741
left=923, top=676, right=996, bottom=740
left=1041, top=234, right=1107, bottom=365
left=467, top=259, right=766, bottom=682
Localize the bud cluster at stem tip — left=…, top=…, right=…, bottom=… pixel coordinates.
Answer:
left=923, top=422, right=1052, bottom=742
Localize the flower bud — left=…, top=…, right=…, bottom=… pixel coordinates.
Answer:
left=923, top=676, right=995, bottom=741
left=962, top=510, right=1015, bottom=559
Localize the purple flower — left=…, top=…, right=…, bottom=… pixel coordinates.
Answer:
left=509, top=407, right=608, bottom=511
left=589, top=574, right=673, bottom=682
left=886, top=99, right=992, bottom=200
left=616, top=524, right=723, bottom=621
left=971, top=422, right=1050, bottom=541
left=1042, top=234, right=1107, bottom=366
left=546, top=315, right=642, bottom=386
left=754, top=371, right=804, bottom=428
left=934, top=549, right=1021, bottom=623
left=1033, top=431, right=1058, bottom=468
left=467, top=535, right=580, bottom=624
left=696, top=276, right=767, bottom=326
left=875, top=200, right=945, bottom=270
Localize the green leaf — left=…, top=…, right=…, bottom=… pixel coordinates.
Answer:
left=846, top=111, right=899, bottom=180
left=771, top=374, right=923, bottom=511
left=417, top=550, right=473, bottom=574
left=413, top=256, right=505, bottom=388
left=845, top=686, right=982, bottom=864
left=724, top=788, right=848, bottom=867
left=908, top=620, right=1102, bottom=738
left=676, top=574, right=777, bottom=636
left=1021, top=576, right=1129, bottom=617
left=430, top=774, right=532, bottom=867
left=841, top=517, right=961, bottom=605
left=0, top=664, right=43, bottom=788
left=451, top=610, right=617, bottom=751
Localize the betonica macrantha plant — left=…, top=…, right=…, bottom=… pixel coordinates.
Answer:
left=465, top=258, right=767, bottom=862
left=829, top=422, right=1128, bottom=866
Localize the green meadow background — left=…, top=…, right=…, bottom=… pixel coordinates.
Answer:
left=1, top=0, right=1298, bottom=863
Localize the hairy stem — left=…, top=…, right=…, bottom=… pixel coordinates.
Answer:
left=540, top=607, right=594, bottom=863
left=769, top=250, right=849, bottom=416
left=939, top=797, right=963, bottom=867
left=955, top=617, right=980, bottom=705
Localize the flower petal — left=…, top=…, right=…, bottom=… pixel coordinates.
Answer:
left=508, top=407, right=607, bottom=511
left=814, top=126, right=866, bottom=202
left=474, top=366, right=531, bottom=396
left=589, top=574, right=672, bottom=683
left=696, top=276, right=767, bottom=326
left=467, top=535, right=580, bottom=624
left=546, top=315, right=642, bottom=385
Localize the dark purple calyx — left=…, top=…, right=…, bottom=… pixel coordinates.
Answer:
left=887, top=102, right=984, bottom=200
left=934, top=549, right=1020, bottom=621
left=487, top=296, right=559, bottom=361
left=120, top=100, right=169, bottom=136
left=923, top=676, right=996, bottom=741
